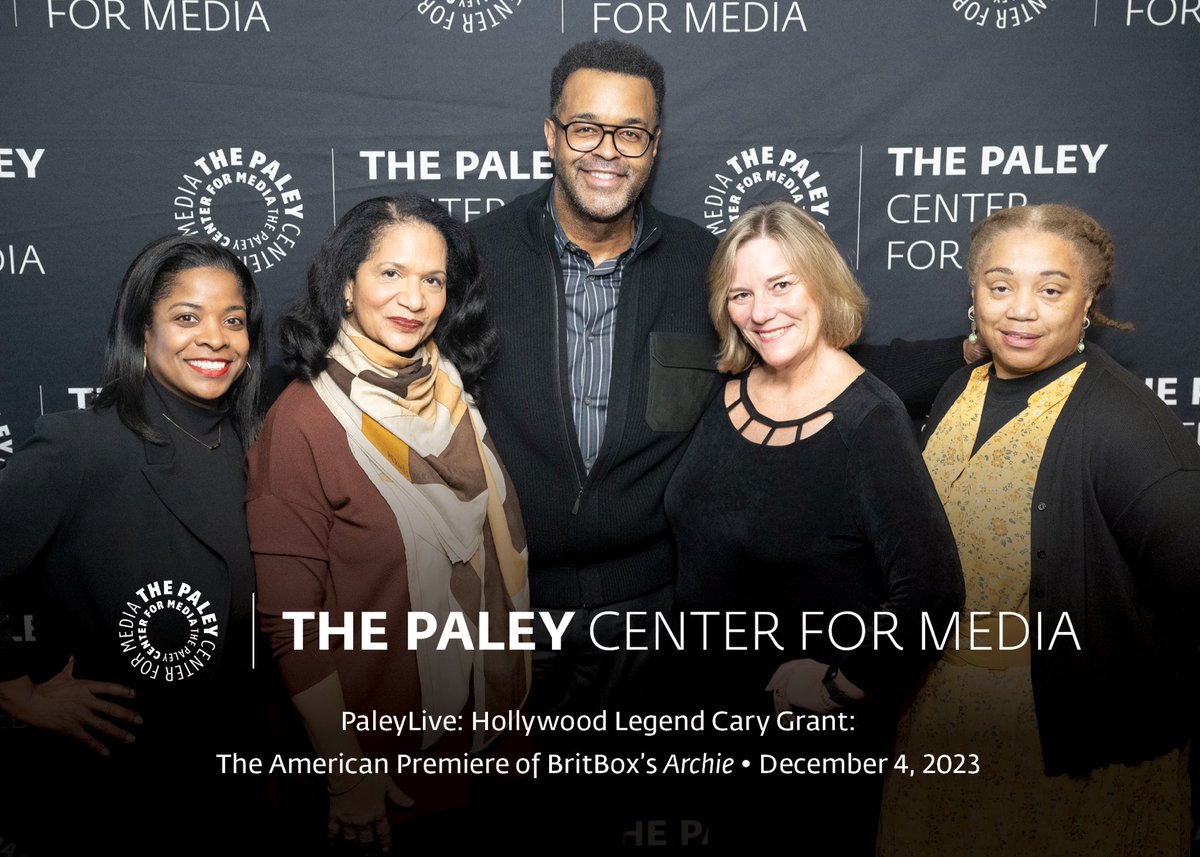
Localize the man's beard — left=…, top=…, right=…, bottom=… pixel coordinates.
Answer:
left=554, top=158, right=647, bottom=225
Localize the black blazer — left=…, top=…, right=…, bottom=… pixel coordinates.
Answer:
left=0, top=396, right=267, bottom=857
left=0, top=399, right=251, bottom=698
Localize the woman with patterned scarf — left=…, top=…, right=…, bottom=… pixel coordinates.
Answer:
left=247, top=195, right=529, bottom=851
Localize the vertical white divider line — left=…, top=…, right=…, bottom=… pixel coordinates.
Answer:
left=251, top=592, right=256, bottom=669
left=856, top=145, right=864, bottom=270
left=331, top=148, right=338, bottom=224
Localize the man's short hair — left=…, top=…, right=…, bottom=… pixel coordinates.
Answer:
left=549, top=39, right=666, bottom=123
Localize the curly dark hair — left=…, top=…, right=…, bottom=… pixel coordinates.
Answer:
left=94, top=234, right=265, bottom=444
left=278, top=194, right=497, bottom=397
left=550, top=39, right=666, bottom=123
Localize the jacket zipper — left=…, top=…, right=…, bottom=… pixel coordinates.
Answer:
left=541, top=217, right=588, bottom=514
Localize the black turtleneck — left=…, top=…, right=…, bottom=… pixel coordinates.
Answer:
left=145, top=376, right=256, bottom=677
left=972, top=351, right=1086, bottom=456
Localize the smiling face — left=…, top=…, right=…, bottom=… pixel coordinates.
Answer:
left=343, top=220, right=448, bottom=356
left=726, top=236, right=826, bottom=374
left=544, top=68, right=659, bottom=228
left=972, top=229, right=1094, bottom=379
left=143, top=266, right=249, bottom=409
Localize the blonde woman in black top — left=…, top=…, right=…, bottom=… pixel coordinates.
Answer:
left=665, top=201, right=963, bottom=851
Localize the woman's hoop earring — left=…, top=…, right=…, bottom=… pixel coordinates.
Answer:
left=967, top=306, right=978, bottom=345
left=1077, top=317, right=1091, bottom=353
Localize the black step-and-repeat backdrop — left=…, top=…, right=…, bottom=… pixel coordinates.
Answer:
left=2, top=0, right=1199, bottom=456
left=2, top=1, right=1200, bottom=852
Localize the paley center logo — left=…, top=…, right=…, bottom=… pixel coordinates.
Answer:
left=117, top=579, right=221, bottom=683
left=0, top=407, right=12, bottom=465
left=951, top=0, right=1055, bottom=29
left=172, top=147, right=304, bottom=274
left=359, top=147, right=551, bottom=221
left=415, top=0, right=522, bottom=34
left=701, top=145, right=831, bottom=235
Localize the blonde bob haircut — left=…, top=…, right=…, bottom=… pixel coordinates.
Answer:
left=707, top=200, right=867, bottom=374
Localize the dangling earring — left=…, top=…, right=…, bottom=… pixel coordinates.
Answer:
left=1077, top=317, right=1091, bottom=353
left=967, top=306, right=978, bottom=344
left=142, top=348, right=148, bottom=374
left=344, top=297, right=354, bottom=315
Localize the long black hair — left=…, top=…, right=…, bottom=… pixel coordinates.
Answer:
left=94, top=234, right=265, bottom=443
left=279, top=194, right=497, bottom=398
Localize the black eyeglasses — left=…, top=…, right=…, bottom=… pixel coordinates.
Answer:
left=550, top=118, right=659, bottom=158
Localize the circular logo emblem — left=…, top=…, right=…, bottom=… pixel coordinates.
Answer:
left=171, top=147, right=304, bottom=274
left=951, top=0, right=1055, bottom=29
left=415, top=0, right=522, bottom=34
left=701, top=145, right=831, bottom=236
left=0, top=407, right=12, bottom=467
left=117, top=580, right=220, bottom=682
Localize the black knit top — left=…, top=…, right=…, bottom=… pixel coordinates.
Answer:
left=666, top=371, right=963, bottom=701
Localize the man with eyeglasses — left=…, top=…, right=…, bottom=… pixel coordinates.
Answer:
left=471, top=39, right=973, bottom=716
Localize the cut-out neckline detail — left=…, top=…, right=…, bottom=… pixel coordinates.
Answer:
left=725, top=374, right=834, bottom=446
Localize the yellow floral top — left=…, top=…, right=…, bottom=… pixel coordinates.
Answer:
left=877, top=362, right=1189, bottom=856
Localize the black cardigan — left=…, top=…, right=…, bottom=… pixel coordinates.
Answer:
left=922, top=345, right=1200, bottom=775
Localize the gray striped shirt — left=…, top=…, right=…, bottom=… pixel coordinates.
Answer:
left=548, top=196, right=643, bottom=472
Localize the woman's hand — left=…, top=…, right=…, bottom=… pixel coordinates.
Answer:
left=766, top=659, right=867, bottom=715
left=327, top=772, right=414, bottom=853
left=0, top=657, right=140, bottom=754
left=766, top=658, right=832, bottom=714
left=290, top=674, right=414, bottom=851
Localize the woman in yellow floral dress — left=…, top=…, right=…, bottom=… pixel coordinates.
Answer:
left=877, top=204, right=1199, bottom=855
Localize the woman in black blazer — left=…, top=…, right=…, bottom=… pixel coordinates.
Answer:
left=0, top=235, right=265, bottom=851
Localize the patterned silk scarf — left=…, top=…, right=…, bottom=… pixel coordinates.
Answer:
left=313, top=323, right=529, bottom=750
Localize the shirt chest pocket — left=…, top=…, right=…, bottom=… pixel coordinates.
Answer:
left=646, top=332, right=719, bottom=432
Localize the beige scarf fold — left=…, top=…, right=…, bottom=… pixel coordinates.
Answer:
left=314, top=323, right=529, bottom=750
